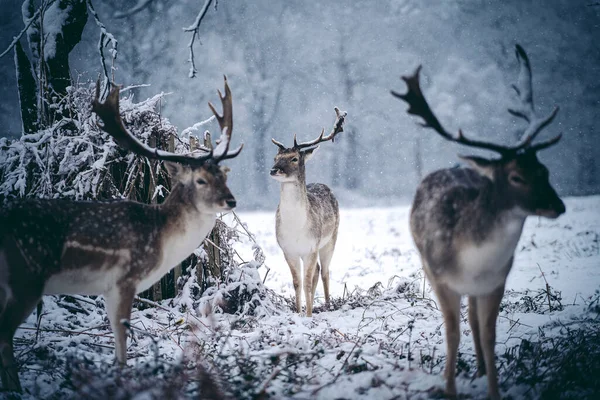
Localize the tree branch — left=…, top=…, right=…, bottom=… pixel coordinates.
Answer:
left=0, top=3, right=45, bottom=59
left=86, top=0, right=118, bottom=99
left=114, top=0, right=156, bottom=18
left=182, top=0, right=214, bottom=78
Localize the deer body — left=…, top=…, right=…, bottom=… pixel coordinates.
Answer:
left=276, top=183, right=338, bottom=258
left=0, top=78, right=242, bottom=393
left=31, top=197, right=216, bottom=297
left=275, top=181, right=339, bottom=317
left=411, top=168, right=527, bottom=296
left=393, top=46, right=565, bottom=399
left=271, top=108, right=346, bottom=317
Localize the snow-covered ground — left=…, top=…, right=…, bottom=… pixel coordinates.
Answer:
left=11, top=195, right=600, bottom=399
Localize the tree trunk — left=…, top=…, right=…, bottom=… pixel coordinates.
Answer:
left=414, top=136, right=423, bottom=181
left=147, top=136, right=163, bottom=301
left=43, top=0, right=88, bottom=98
left=344, top=126, right=359, bottom=189
left=14, top=41, right=39, bottom=134
left=253, top=126, right=268, bottom=194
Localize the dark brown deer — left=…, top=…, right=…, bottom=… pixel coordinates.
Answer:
left=0, top=77, right=242, bottom=393
left=392, top=45, right=565, bottom=399
left=270, top=108, right=346, bottom=317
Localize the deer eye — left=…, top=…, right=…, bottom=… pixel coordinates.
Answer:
left=509, top=175, right=527, bottom=185
left=196, top=178, right=207, bottom=185
left=291, top=157, right=298, bottom=162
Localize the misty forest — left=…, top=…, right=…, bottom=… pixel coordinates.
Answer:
left=0, top=0, right=599, bottom=399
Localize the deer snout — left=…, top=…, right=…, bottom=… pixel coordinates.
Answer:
left=225, top=197, right=237, bottom=208
left=224, top=196, right=237, bottom=209
left=270, top=168, right=280, bottom=176
left=551, top=198, right=566, bottom=217
left=535, top=197, right=566, bottom=219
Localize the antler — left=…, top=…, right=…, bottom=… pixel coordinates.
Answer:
left=92, top=82, right=213, bottom=166
left=507, top=45, right=561, bottom=152
left=391, top=45, right=561, bottom=156
left=92, top=76, right=242, bottom=166
left=293, top=107, right=347, bottom=151
left=209, top=76, right=243, bottom=161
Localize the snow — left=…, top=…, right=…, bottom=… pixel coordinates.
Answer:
left=42, top=1, right=72, bottom=60
left=11, top=195, right=600, bottom=399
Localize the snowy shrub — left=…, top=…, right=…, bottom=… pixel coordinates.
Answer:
left=197, top=263, right=287, bottom=320
left=501, top=287, right=564, bottom=314
left=62, top=353, right=227, bottom=400
left=501, top=308, right=600, bottom=399
left=0, top=82, right=176, bottom=202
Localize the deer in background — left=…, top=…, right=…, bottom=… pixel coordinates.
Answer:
left=392, top=45, right=565, bottom=399
left=270, top=108, right=346, bottom=317
left=0, top=77, right=242, bottom=393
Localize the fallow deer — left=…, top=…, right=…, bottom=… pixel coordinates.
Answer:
left=0, top=77, right=242, bottom=393
left=392, top=45, right=565, bottom=399
left=270, top=108, right=346, bottom=317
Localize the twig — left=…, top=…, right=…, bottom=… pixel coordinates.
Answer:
left=87, top=0, right=118, bottom=98
left=204, top=236, right=225, bottom=253
left=0, top=1, right=46, bottom=59
left=134, top=295, right=171, bottom=312
left=18, top=326, right=111, bottom=338
left=182, top=0, right=214, bottom=78
left=310, top=331, right=367, bottom=396
left=255, top=366, right=282, bottom=397
left=537, top=263, right=553, bottom=312
left=114, top=0, right=156, bottom=18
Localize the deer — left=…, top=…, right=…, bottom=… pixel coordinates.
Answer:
left=391, top=45, right=565, bottom=399
left=0, top=77, right=242, bottom=393
left=270, top=108, right=346, bottom=317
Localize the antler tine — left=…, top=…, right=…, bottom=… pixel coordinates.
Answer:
left=92, top=80, right=212, bottom=166
left=209, top=76, right=238, bottom=161
left=392, top=66, right=512, bottom=155
left=217, top=143, right=245, bottom=161
left=508, top=45, right=560, bottom=151
left=271, top=138, right=286, bottom=150
left=294, top=107, right=347, bottom=150
left=527, top=132, right=563, bottom=153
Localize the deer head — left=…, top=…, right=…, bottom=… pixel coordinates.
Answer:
left=270, top=107, right=346, bottom=183
left=392, top=45, right=565, bottom=219
left=92, top=76, right=243, bottom=212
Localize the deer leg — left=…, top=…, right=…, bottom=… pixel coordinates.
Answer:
left=302, top=252, right=319, bottom=317
left=0, top=248, right=42, bottom=393
left=0, top=292, right=41, bottom=393
left=468, top=296, right=486, bottom=377
left=283, top=254, right=302, bottom=314
left=475, top=285, right=504, bottom=400
left=318, top=238, right=336, bottom=308
left=433, top=283, right=461, bottom=398
left=104, top=286, right=136, bottom=365
left=311, top=262, right=321, bottom=304
left=0, top=335, right=20, bottom=393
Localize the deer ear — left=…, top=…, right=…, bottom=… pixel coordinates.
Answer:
left=459, top=155, right=497, bottom=180
left=164, top=161, right=185, bottom=179
left=302, top=146, right=319, bottom=162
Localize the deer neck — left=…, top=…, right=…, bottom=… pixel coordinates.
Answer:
left=472, top=175, right=527, bottom=239
left=157, top=184, right=216, bottom=253
left=278, top=177, right=310, bottom=225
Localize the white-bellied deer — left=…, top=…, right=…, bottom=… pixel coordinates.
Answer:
left=270, top=108, right=346, bottom=317
left=392, top=45, right=565, bottom=399
left=0, top=77, right=242, bottom=393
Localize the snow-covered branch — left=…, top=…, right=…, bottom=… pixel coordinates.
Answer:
left=0, top=2, right=46, bottom=59
left=0, top=83, right=177, bottom=201
left=182, top=0, right=214, bottom=78
left=86, top=0, right=118, bottom=99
